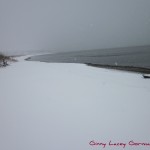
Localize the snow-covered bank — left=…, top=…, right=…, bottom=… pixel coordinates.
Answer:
left=0, top=57, right=150, bottom=150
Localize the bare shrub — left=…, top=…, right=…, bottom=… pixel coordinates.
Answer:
left=0, top=53, right=16, bottom=67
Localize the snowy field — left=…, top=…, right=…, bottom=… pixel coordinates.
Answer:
left=0, top=56, right=150, bottom=150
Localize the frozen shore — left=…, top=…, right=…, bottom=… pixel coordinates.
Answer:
left=0, top=56, right=150, bottom=150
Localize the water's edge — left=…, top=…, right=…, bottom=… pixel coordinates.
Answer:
left=86, top=63, right=150, bottom=74
left=26, top=45, right=150, bottom=74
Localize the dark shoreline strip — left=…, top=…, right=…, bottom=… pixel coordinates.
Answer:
left=86, top=63, right=150, bottom=74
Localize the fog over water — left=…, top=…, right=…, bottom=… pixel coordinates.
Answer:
left=0, top=0, right=150, bottom=55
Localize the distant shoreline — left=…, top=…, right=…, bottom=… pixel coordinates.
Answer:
left=26, top=45, right=150, bottom=74
left=26, top=56, right=150, bottom=74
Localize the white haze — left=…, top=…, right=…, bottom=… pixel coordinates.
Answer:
left=0, top=0, right=150, bottom=55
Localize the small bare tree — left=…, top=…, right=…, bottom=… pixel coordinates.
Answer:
left=0, top=52, right=17, bottom=67
left=0, top=53, right=9, bottom=67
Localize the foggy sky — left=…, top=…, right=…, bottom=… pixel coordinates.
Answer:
left=0, top=0, right=150, bottom=54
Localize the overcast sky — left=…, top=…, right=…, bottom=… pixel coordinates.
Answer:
left=0, top=0, right=150, bottom=54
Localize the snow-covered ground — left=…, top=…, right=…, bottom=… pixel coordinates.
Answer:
left=0, top=56, right=150, bottom=150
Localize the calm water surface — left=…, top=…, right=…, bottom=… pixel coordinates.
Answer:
left=29, top=46, right=150, bottom=69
